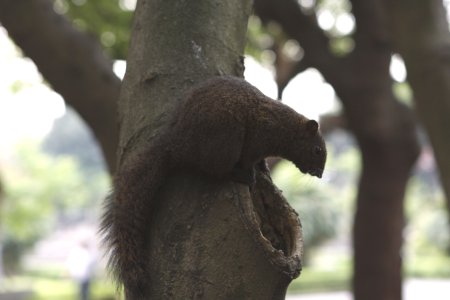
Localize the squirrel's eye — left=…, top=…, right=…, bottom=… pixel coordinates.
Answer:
left=313, top=146, right=322, bottom=155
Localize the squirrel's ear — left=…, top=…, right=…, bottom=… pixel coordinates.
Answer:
left=306, top=120, right=319, bottom=136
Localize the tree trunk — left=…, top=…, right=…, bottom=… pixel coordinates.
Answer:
left=337, top=67, right=419, bottom=300
left=119, top=0, right=303, bottom=298
left=254, top=1, right=420, bottom=299
left=382, top=0, right=450, bottom=226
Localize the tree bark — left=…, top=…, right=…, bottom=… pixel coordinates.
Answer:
left=119, top=0, right=303, bottom=298
left=0, top=0, right=119, bottom=173
left=382, top=0, right=450, bottom=225
left=254, top=0, right=420, bottom=299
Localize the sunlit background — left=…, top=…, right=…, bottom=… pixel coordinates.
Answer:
left=0, top=0, right=449, bottom=299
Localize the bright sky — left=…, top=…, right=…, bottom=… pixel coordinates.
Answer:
left=244, top=57, right=339, bottom=119
left=0, top=27, right=65, bottom=152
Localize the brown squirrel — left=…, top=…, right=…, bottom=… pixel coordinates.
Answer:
left=100, top=76, right=327, bottom=299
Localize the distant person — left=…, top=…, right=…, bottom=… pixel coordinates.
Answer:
left=66, top=241, right=96, bottom=300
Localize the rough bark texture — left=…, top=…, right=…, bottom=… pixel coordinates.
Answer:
left=254, top=0, right=420, bottom=299
left=382, top=0, right=450, bottom=223
left=147, top=170, right=303, bottom=299
left=0, top=0, right=119, bottom=173
left=119, top=0, right=303, bottom=298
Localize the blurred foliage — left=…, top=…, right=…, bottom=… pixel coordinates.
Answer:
left=247, top=0, right=355, bottom=68
left=9, top=80, right=34, bottom=94
left=246, top=16, right=282, bottom=64
left=273, top=160, right=338, bottom=261
left=272, top=131, right=360, bottom=264
left=393, top=82, right=414, bottom=106
left=53, top=0, right=356, bottom=66
left=288, top=265, right=350, bottom=294
left=43, top=107, right=107, bottom=176
left=54, top=0, right=134, bottom=59
left=406, top=175, right=450, bottom=256
left=271, top=127, right=450, bottom=277
left=315, top=0, right=355, bottom=56
left=4, top=142, right=86, bottom=238
left=42, top=109, right=110, bottom=215
left=1, top=141, right=109, bottom=273
left=315, top=0, right=353, bottom=35
left=406, top=255, right=450, bottom=278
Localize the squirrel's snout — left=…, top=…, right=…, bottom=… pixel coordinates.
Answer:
left=310, top=168, right=323, bottom=178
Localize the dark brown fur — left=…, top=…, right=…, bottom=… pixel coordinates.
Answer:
left=100, top=76, right=327, bottom=299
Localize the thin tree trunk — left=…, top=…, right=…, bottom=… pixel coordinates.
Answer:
left=119, top=0, right=303, bottom=298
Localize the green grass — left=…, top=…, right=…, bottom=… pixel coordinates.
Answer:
left=30, top=277, right=117, bottom=300
left=288, top=266, right=350, bottom=294
left=2, top=274, right=117, bottom=300
left=406, top=255, right=450, bottom=278
left=30, top=277, right=75, bottom=300
left=12, top=266, right=117, bottom=300
left=288, top=254, right=450, bottom=294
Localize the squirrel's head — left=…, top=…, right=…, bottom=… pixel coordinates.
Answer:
left=295, top=120, right=327, bottom=178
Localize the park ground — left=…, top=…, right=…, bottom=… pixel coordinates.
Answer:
left=287, top=279, right=450, bottom=300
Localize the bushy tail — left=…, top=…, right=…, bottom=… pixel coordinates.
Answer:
left=100, top=145, right=170, bottom=299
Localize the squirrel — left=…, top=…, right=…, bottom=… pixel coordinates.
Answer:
left=100, top=76, right=327, bottom=299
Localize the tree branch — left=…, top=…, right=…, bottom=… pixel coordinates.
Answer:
left=254, top=0, right=343, bottom=78
left=273, top=48, right=310, bottom=98
left=349, top=0, right=390, bottom=49
left=0, top=0, right=119, bottom=173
